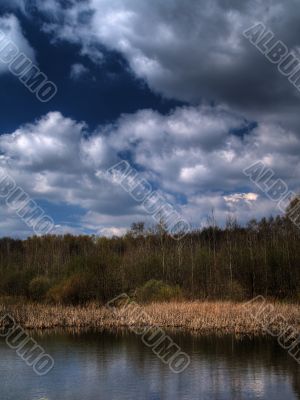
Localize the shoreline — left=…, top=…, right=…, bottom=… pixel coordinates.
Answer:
left=1, top=300, right=300, bottom=335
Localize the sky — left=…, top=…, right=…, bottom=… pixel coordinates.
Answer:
left=0, top=0, right=299, bottom=237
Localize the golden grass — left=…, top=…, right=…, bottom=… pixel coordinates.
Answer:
left=0, top=301, right=299, bottom=334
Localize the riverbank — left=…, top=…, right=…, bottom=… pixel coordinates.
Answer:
left=1, top=300, right=299, bottom=335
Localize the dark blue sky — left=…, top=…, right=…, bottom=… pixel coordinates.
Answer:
left=0, top=7, right=182, bottom=133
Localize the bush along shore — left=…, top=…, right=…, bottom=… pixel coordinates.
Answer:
left=1, top=300, right=300, bottom=335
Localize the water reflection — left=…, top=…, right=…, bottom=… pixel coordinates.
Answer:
left=0, top=329, right=299, bottom=400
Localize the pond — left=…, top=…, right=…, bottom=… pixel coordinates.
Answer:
left=0, top=329, right=299, bottom=400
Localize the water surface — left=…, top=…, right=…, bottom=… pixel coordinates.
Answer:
left=1, top=329, right=300, bottom=400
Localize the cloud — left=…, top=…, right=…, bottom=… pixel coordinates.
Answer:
left=1, top=0, right=28, bottom=14
left=0, top=105, right=299, bottom=236
left=0, top=14, right=35, bottom=74
left=97, top=226, right=127, bottom=237
left=70, top=63, right=89, bottom=80
left=4, top=2, right=300, bottom=131
left=223, top=193, right=258, bottom=204
left=26, top=0, right=300, bottom=130
left=0, top=112, right=146, bottom=237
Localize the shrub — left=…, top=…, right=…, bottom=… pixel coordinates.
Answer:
left=135, top=279, right=182, bottom=303
left=28, top=276, right=51, bottom=301
left=46, top=273, right=92, bottom=305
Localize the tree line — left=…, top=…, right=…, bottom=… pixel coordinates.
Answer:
left=0, top=211, right=299, bottom=304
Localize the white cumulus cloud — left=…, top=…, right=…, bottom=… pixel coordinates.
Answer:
left=0, top=105, right=299, bottom=236
left=0, top=14, right=35, bottom=74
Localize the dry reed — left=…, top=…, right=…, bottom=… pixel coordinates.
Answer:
left=0, top=300, right=299, bottom=335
